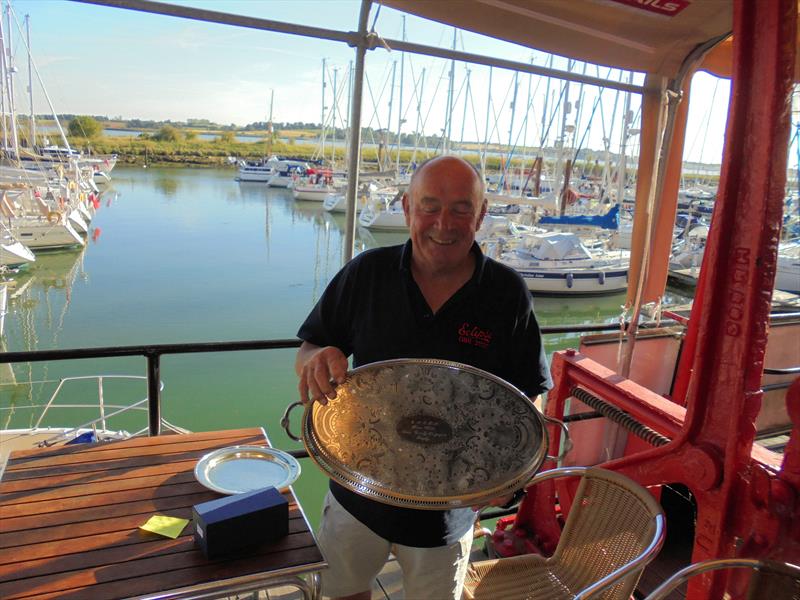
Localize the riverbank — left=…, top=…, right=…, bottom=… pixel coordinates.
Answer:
left=65, top=133, right=719, bottom=186
left=63, top=134, right=627, bottom=178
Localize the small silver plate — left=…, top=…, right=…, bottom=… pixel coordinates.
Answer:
left=194, top=445, right=301, bottom=495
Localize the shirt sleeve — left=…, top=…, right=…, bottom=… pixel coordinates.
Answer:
left=296, top=259, right=358, bottom=358
left=507, top=283, right=553, bottom=398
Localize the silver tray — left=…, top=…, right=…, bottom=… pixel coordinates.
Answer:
left=293, top=359, right=549, bottom=509
left=194, top=445, right=301, bottom=495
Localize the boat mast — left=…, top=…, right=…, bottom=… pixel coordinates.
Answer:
left=320, top=57, right=326, bottom=162
left=331, top=67, right=337, bottom=169
left=412, top=67, right=425, bottom=165
left=458, top=68, right=471, bottom=157
left=8, top=4, right=69, bottom=154
left=443, top=28, right=456, bottom=154
left=345, top=60, right=352, bottom=166
left=504, top=71, right=519, bottom=192
left=267, top=88, right=274, bottom=153
left=395, top=14, right=405, bottom=175
left=385, top=60, right=396, bottom=172
left=24, top=13, right=33, bottom=149
left=3, top=3, right=18, bottom=158
left=0, top=12, right=7, bottom=155
left=481, top=66, right=493, bottom=181
left=616, top=71, right=635, bottom=206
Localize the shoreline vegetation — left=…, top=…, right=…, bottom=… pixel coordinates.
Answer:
left=37, top=115, right=720, bottom=181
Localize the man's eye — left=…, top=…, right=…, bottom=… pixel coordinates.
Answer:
left=453, top=205, right=474, bottom=215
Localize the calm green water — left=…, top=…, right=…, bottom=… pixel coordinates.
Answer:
left=0, top=165, right=686, bottom=527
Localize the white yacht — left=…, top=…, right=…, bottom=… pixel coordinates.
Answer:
left=776, top=240, right=800, bottom=293
left=0, top=222, right=35, bottom=268
left=236, top=156, right=280, bottom=182
left=490, top=231, right=630, bottom=295
left=323, top=193, right=347, bottom=213
left=358, top=190, right=407, bottom=231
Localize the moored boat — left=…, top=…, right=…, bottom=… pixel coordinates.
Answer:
left=491, top=231, right=630, bottom=295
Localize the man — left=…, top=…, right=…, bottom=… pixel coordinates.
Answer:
left=295, top=155, right=551, bottom=600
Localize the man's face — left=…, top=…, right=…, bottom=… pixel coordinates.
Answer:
left=402, top=158, right=487, bottom=274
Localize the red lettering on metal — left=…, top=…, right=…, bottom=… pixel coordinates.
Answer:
left=608, top=0, right=690, bottom=16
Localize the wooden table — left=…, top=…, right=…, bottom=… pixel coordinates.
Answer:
left=0, top=427, right=326, bottom=599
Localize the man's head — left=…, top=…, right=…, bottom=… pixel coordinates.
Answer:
left=402, top=155, right=487, bottom=276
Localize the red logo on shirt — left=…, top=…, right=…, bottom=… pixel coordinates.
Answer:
left=458, top=322, right=492, bottom=349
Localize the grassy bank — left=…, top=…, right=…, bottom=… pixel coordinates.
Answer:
left=68, top=134, right=717, bottom=184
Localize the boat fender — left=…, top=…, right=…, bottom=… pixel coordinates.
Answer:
left=47, top=211, right=61, bottom=224
left=598, top=271, right=606, bottom=285
left=566, top=272, right=574, bottom=289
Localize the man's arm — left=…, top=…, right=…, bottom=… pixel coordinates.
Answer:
left=295, top=341, right=348, bottom=405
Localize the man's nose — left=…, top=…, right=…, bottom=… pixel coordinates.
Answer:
left=436, top=209, right=453, bottom=229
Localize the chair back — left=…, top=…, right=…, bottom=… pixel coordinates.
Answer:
left=644, top=558, right=800, bottom=599
left=549, top=467, right=664, bottom=599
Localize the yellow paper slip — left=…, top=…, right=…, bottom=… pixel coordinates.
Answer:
left=140, top=515, right=190, bottom=539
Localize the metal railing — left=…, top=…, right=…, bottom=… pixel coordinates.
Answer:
left=0, top=313, right=797, bottom=437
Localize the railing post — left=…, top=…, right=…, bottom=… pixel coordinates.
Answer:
left=146, top=353, right=161, bottom=436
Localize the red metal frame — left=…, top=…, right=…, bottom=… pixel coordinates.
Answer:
left=500, top=1, right=799, bottom=597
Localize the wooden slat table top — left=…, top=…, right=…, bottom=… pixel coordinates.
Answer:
left=0, top=427, right=326, bottom=600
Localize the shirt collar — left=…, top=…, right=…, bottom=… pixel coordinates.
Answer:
left=398, top=240, right=487, bottom=285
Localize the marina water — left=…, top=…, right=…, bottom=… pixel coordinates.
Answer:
left=0, top=165, right=684, bottom=527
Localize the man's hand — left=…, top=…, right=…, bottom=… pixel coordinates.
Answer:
left=296, top=342, right=348, bottom=405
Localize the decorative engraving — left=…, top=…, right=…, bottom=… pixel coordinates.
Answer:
left=304, top=359, right=548, bottom=508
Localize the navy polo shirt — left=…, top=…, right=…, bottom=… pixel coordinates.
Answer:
left=297, top=240, right=552, bottom=548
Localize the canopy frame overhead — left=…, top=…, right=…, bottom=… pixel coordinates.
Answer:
left=379, top=0, right=735, bottom=80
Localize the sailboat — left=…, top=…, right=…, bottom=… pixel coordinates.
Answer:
left=357, top=188, right=407, bottom=231
left=489, top=230, right=630, bottom=295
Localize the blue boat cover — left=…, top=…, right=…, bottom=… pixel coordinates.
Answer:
left=539, top=203, right=619, bottom=230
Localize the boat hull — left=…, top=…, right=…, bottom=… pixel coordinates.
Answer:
left=358, top=205, right=408, bottom=231
left=514, top=267, right=629, bottom=295
left=293, top=186, right=334, bottom=201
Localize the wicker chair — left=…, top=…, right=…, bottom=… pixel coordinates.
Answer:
left=463, top=466, right=666, bottom=600
left=644, top=558, right=800, bottom=599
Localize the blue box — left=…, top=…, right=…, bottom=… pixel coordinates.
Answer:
left=192, top=486, right=289, bottom=559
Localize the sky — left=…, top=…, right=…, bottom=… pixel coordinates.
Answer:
left=5, top=0, right=749, bottom=165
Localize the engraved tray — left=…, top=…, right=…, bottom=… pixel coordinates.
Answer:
left=300, top=358, right=549, bottom=509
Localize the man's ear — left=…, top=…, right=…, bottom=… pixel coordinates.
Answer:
left=402, top=193, right=411, bottom=225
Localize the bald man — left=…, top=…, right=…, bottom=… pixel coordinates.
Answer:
left=295, top=155, right=551, bottom=600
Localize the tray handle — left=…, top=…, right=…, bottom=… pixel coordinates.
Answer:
left=281, top=401, right=304, bottom=442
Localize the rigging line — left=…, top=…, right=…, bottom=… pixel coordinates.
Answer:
left=486, top=71, right=516, bottom=157
left=540, top=84, right=569, bottom=151
left=416, top=62, right=448, bottom=143
left=521, top=64, right=548, bottom=153
left=467, top=73, right=481, bottom=152
left=537, top=55, right=557, bottom=149
left=698, top=77, right=719, bottom=169
left=501, top=70, right=567, bottom=188
left=449, top=68, right=470, bottom=149
left=362, top=63, right=393, bottom=133
left=572, top=89, right=607, bottom=164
